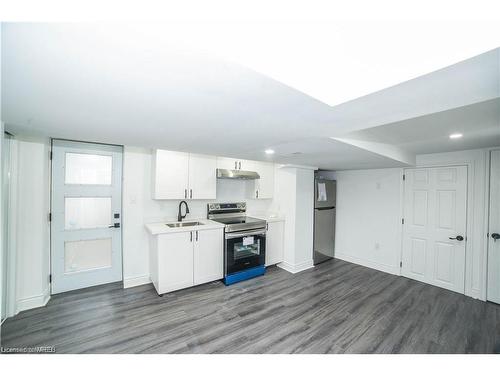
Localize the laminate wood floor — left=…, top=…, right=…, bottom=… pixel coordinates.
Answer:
left=2, top=259, right=499, bottom=354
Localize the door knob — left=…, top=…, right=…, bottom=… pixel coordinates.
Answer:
left=109, top=223, right=120, bottom=228
left=449, top=235, right=464, bottom=241
left=492, top=233, right=500, bottom=241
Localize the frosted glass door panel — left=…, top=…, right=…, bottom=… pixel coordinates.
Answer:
left=64, top=238, right=112, bottom=273
left=65, top=197, right=112, bottom=230
left=65, top=153, right=112, bottom=185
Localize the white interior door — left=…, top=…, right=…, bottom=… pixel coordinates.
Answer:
left=487, top=150, right=500, bottom=303
left=51, top=140, right=123, bottom=294
left=402, top=166, right=467, bottom=293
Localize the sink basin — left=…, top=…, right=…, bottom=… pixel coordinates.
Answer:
left=166, top=221, right=204, bottom=228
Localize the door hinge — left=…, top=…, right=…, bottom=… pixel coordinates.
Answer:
left=48, top=212, right=52, bottom=222
left=402, top=174, right=405, bottom=181
left=49, top=274, right=52, bottom=283
left=400, top=261, right=402, bottom=268
left=49, top=151, right=53, bottom=160
left=402, top=218, right=404, bottom=224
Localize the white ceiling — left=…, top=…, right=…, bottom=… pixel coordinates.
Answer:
left=1, top=23, right=499, bottom=170
left=249, top=138, right=409, bottom=171
left=343, top=98, right=500, bottom=155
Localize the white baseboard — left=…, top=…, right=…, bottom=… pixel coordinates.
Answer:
left=17, top=291, right=50, bottom=313
left=334, top=252, right=400, bottom=276
left=123, top=274, right=151, bottom=289
left=277, top=259, right=314, bottom=274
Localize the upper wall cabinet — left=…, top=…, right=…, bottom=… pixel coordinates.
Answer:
left=246, top=161, right=275, bottom=199
left=188, top=153, right=217, bottom=199
left=152, top=150, right=216, bottom=200
left=216, top=157, right=254, bottom=171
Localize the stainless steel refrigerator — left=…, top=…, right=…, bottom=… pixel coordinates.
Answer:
left=313, top=178, right=336, bottom=265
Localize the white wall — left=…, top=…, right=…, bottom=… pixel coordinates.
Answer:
left=333, top=168, right=402, bottom=275
left=332, top=148, right=490, bottom=300
left=294, top=168, right=315, bottom=268
left=275, top=166, right=315, bottom=273
left=122, top=146, right=278, bottom=287
left=14, top=140, right=51, bottom=311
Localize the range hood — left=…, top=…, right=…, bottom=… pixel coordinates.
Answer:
left=216, top=169, right=260, bottom=180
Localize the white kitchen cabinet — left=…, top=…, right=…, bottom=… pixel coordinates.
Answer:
left=246, top=161, right=275, bottom=199
left=216, top=157, right=254, bottom=171
left=188, top=153, right=217, bottom=199
left=193, top=229, right=223, bottom=284
left=150, top=227, right=224, bottom=295
left=152, top=149, right=189, bottom=199
left=265, top=221, right=284, bottom=266
left=157, top=231, right=194, bottom=293
left=152, top=149, right=216, bottom=200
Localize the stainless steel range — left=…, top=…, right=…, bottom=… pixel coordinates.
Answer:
left=207, top=202, right=267, bottom=285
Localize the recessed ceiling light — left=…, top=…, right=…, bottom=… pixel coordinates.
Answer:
left=265, top=149, right=275, bottom=155
left=449, top=133, right=463, bottom=139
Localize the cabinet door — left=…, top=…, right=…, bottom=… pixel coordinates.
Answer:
left=247, top=161, right=274, bottom=199
left=217, top=157, right=239, bottom=170
left=238, top=159, right=255, bottom=171
left=157, top=232, right=194, bottom=293
left=194, top=229, right=223, bottom=285
left=257, top=162, right=274, bottom=199
left=265, top=221, right=284, bottom=266
left=152, top=150, right=189, bottom=199
left=188, top=153, right=217, bottom=199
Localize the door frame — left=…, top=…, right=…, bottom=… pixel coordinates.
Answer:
left=49, top=138, right=125, bottom=295
left=2, top=132, right=18, bottom=320
left=400, top=161, right=477, bottom=298
left=486, top=148, right=500, bottom=302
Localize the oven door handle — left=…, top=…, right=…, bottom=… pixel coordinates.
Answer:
left=225, top=230, right=267, bottom=239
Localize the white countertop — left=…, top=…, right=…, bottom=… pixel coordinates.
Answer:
left=145, top=219, right=225, bottom=235
left=247, top=213, right=286, bottom=223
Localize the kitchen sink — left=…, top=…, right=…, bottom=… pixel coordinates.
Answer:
left=166, top=221, right=204, bottom=228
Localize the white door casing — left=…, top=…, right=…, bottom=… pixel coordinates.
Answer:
left=402, top=166, right=467, bottom=294
left=487, top=150, right=500, bottom=303
left=51, top=140, right=123, bottom=294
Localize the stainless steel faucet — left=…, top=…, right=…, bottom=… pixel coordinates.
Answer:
left=178, top=200, right=190, bottom=222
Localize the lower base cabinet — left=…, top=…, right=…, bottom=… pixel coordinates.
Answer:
left=149, top=228, right=223, bottom=295
left=194, top=229, right=224, bottom=285
left=265, top=221, right=285, bottom=266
